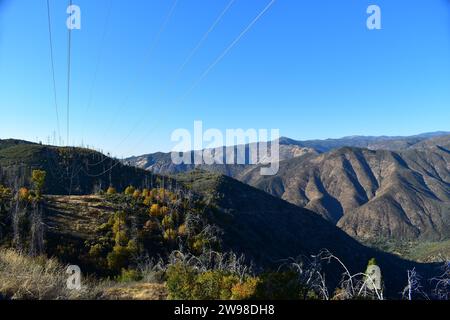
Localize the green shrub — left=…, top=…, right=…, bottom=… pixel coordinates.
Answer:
left=166, top=262, right=197, bottom=300
left=107, top=245, right=129, bottom=272
left=117, top=268, right=142, bottom=282
left=166, top=264, right=246, bottom=300
left=192, top=270, right=230, bottom=300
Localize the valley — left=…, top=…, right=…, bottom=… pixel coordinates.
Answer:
left=0, top=133, right=449, bottom=300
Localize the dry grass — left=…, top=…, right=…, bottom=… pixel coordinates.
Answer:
left=0, top=249, right=168, bottom=300
left=0, top=248, right=68, bottom=299
left=0, top=249, right=100, bottom=300
left=100, top=283, right=167, bottom=300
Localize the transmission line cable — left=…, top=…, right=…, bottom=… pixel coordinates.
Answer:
left=45, top=0, right=61, bottom=145
left=66, top=0, right=73, bottom=146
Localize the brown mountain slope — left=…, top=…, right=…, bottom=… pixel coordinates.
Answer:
left=125, top=132, right=450, bottom=177
left=240, top=140, right=450, bottom=242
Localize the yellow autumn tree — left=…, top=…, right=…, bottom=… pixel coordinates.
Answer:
left=124, top=186, right=135, bottom=196
left=31, top=169, right=46, bottom=197
left=107, top=186, right=117, bottom=195
left=149, top=204, right=160, bottom=217
left=18, top=187, right=30, bottom=201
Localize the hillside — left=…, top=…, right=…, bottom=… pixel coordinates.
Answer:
left=240, top=138, right=450, bottom=243
left=125, top=143, right=317, bottom=178
left=0, top=139, right=172, bottom=195
left=31, top=171, right=439, bottom=295
left=0, top=138, right=447, bottom=294
left=125, top=132, right=450, bottom=177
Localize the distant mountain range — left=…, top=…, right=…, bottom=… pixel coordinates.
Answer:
left=125, top=132, right=450, bottom=244
left=125, top=131, right=450, bottom=174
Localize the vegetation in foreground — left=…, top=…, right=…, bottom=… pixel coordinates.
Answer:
left=1, top=170, right=450, bottom=300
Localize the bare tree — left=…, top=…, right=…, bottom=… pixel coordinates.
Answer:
left=29, top=202, right=44, bottom=257
left=431, top=260, right=450, bottom=300
left=402, top=268, right=428, bottom=300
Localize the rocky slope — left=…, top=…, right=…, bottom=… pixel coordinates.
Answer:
left=125, top=132, right=450, bottom=177
left=240, top=136, right=450, bottom=242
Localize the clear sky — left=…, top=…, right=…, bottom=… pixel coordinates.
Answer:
left=0, top=0, right=449, bottom=156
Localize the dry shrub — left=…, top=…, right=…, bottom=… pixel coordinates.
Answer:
left=0, top=249, right=99, bottom=300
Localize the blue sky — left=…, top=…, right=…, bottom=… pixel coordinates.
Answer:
left=0, top=0, right=449, bottom=156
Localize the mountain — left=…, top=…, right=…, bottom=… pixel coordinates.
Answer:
left=240, top=136, right=450, bottom=243
left=0, top=139, right=171, bottom=195
left=124, top=133, right=450, bottom=244
left=125, top=132, right=450, bottom=178
left=125, top=143, right=317, bottom=177
left=0, top=139, right=440, bottom=297
left=41, top=171, right=437, bottom=295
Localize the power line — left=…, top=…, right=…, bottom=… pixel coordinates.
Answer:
left=128, top=0, right=278, bottom=155
left=80, top=0, right=113, bottom=140
left=45, top=0, right=61, bottom=145
left=98, top=0, right=179, bottom=144
left=102, top=0, right=237, bottom=153
left=83, top=0, right=277, bottom=175
left=176, top=0, right=236, bottom=77
left=76, top=0, right=180, bottom=170
left=66, top=0, right=73, bottom=146
left=183, top=0, right=277, bottom=100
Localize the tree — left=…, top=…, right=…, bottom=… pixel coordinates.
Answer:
left=107, top=245, right=131, bottom=272
left=162, top=215, right=174, bottom=229
left=149, top=204, right=160, bottom=217
left=18, top=187, right=30, bottom=202
left=141, top=188, right=150, bottom=198
left=163, top=228, right=177, bottom=241
left=160, top=206, right=169, bottom=216
left=132, top=190, right=141, bottom=199
left=124, top=186, right=135, bottom=196
left=31, top=170, right=46, bottom=197
left=107, top=186, right=117, bottom=195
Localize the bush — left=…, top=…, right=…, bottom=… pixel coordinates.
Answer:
left=166, top=262, right=197, bottom=300
left=166, top=263, right=253, bottom=300
left=107, top=245, right=130, bottom=272
left=231, top=277, right=260, bottom=300
left=193, top=270, right=232, bottom=300
left=107, top=187, right=117, bottom=195
left=117, top=268, right=142, bottom=282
